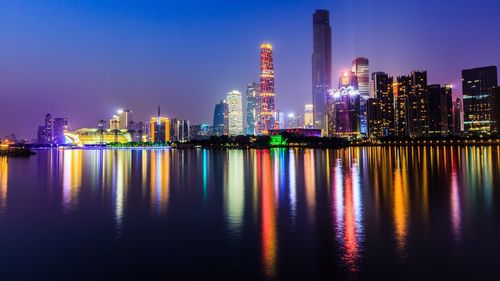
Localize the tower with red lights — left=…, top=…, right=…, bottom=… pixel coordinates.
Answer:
left=259, top=43, right=275, bottom=134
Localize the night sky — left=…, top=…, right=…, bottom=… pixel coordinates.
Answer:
left=1, top=0, right=499, bottom=138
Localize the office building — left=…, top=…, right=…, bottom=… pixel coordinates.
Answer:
left=53, top=117, right=68, bottom=145
left=329, top=72, right=361, bottom=138
left=366, top=98, right=383, bottom=138
left=117, top=109, right=133, bottom=130
left=492, top=87, right=500, bottom=134
left=395, top=71, right=428, bottom=137
left=246, top=82, right=260, bottom=135
left=227, top=90, right=243, bottom=136
left=312, top=9, right=332, bottom=131
left=213, top=100, right=228, bottom=136
left=428, top=84, right=452, bottom=137
left=352, top=57, right=370, bottom=135
left=453, top=98, right=463, bottom=135
left=304, top=104, right=314, bottom=129
left=371, top=72, right=394, bottom=136
left=259, top=43, right=276, bottom=134
left=150, top=106, right=170, bottom=143
left=462, top=66, right=498, bottom=134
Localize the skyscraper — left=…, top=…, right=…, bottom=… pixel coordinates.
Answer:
left=304, top=104, right=314, bottom=128
left=312, top=9, right=332, bottom=131
left=213, top=100, right=228, bottom=136
left=453, top=98, right=463, bottom=135
left=352, top=57, right=369, bottom=135
left=462, top=66, right=498, bottom=134
left=395, top=71, right=428, bottom=137
left=328, top=71, right=361, bottom=138
left=246, top=82, right=260, bottom=135
left=227, top=90, right=243, bottom=136
left=428, top=84, right=452, bottom=137
left=259, top=43, right=276, bottom=134
left=371, top=72, right=394, bottom=136
left=117, top=109, right=132, bottom=130
left=150, top=106, right=170, bottom=143
left=37, top=113, right=54, bottom=145
left=53, top=117, right=68, bottom=145
left=491, top=87, right=500, bottom=134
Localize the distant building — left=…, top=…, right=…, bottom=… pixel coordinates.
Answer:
left=53, top=117, right=68, bottom=145
left=174, top=119, right=190, bottom=142
left=275, top=110, right=285, bottom=130
left=453, top=98, right=463, bottom=135
left=366, top=98, right=383, bottom=138
left=65, top=128, right=131, bottom=146
left=329, top=85, right=361, bottom=138
left=117, top=109, right=133, bottom=130
left=286, top=113, right=301, bottom=129
left=227, top=90, right=243, bottom=136
left=246, top=82, right=260, bottom=135
left=37, top=113, right=55, bottom=145
left=190, top=124, right=211, bottom=140
left=395, top=71, right=429, bottom=137
left=312, top=9, right=332, bottom=131
left=491, top=87, right=500, bottom=134
left=428, top=84, right=453, bottom=137
left=371, top=72, right=394, bottom=136
left=259, top=43, right=276, bottom=134
left=109, top=115, right=120, bottom=130
left=304, top=104, right=314, bottom=129
left=352, top=57, right=370, bottom=135
left=462, top=66, right=498, bottom=134
left=150, top=106, right=170, bottom=142
left=213, top=100, right=228, bottom=136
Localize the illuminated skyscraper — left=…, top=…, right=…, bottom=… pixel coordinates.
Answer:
left=150, top=106, right=170, bottom=143
left=462, top=66, right=498, bottom=134
left=312, top=9, right=332, bottom=131
left=304, top=104, right=314, bottom=129
left=328, top=71, right=361, bottom=138
left=395, top=71, right=429, bottom=137
left=453, top=98, right=463, bottom=135
left=492, top=87, right=500, bottom=133
left=213, top=100, right=228, bottom=136
left=246, top=82, right=260, bottom=135
left=259, top=43, right=275, bottom=134
left=53, top=117, right=68, bottom=145
left=352, top=57, right=369, bottom=135
left=371, top=72, right=394, bottom=136
left=117, top=109, right=132, bottom=130
left=227, top=90, right=243, bottom=136
left=37, top=113, right=54, bottom=145
left=428, top=84, right=453, bottom=137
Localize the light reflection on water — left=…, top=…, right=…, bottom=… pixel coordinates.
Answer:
left=0, top=146, right=499, bottom=280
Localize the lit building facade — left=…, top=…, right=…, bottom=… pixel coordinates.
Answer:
left=227, top=90, right=243, bottom=136
left=491, top=87, right=500, bottom=134
left=53, top=117, right=68, bottom=145
left=150, top=106, right=170, bottom=143
left=213, top=100, right=228, bottom=136
left=453, top=98, right=463, bottom=135
left=352, top=57, right=370, bottom=135
left=304, top=104, right=314, bottom=129
left=117, top=109, right=133, bottom=130
left=428, top=84, right=453, bottom=137
left=330, top=85, right=361, bottom=138
left=371, top=72, right=394, bottom=136
left=366, top=98, right=383, bottom=138
left=312, top=9, right=332, bottom=131
left=259, top=43, right=276, bottom=134
left=395, top=71, right=429, bottom=138
left=246, top=82, right=260, bottom=135
left=462, top=66, right=498, bottom=134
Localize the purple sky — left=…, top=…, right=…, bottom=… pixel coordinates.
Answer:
left=1, top=0, right=499, bottom=138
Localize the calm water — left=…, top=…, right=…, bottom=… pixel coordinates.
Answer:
left=0, top=147, right=499, bottom=280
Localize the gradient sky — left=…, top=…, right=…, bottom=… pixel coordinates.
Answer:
left=1, top=0, right=499, bottom=138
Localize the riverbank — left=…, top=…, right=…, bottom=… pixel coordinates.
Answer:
left=0, top=148, right=36, bottom=157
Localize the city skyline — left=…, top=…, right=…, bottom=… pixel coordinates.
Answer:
left=1, top=0, right=500, bottom=138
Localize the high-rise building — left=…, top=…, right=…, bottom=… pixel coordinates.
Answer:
left=462, top=66, right=498, bottom=134
left=395, top=71, right=429, bottom=137
left=275, top=111, right=285, bottom=130
left=227, top=90, right=243, bottom=136
left=117, top=109, right=132, bottom=130
left=246, top=82, right=260, bottom=135
left=304, top=104, right=314, bottom=129
left=312, top=9, right=332, bottom=131
left=259, top=43, right=276, bottom=134
left=286, top=113, right=301, bottom=129
left=213, top=100, right=228, bottom=136
left=491, top=87, right=500, bottom=134
left=328, top=72, right=361, bottom=138
left=190, top=124, right=211, bottom=140
left=109, top=115, right=120, bottom=130
left=453, top=98, right=463, bottom=135
left=371, top=72, right=394, bottom=136
left=175, top=119, right=190, bottom=142
left=37, top=113, right=54, bottom=145
left=150, top=106, right=170, bottom=143
left=352, top=57, right=370, bottom=135
left=428, top=84, right=452, bottom=137
left=53, top=117, right=68, bottom=145
left=366, top=98, right=383, bottom=138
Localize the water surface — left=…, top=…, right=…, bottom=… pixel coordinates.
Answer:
left=0, top=147, right=499, bottom=280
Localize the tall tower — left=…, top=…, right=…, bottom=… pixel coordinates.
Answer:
left=259, top=43, right=275, bottom=134
left=352, top=57, right=369, bottom=135
left=312, top=9, right=332, bottom=131
left=227, top=90, right=243, bottom=136
left=246, top=82, right=260, bottom=135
